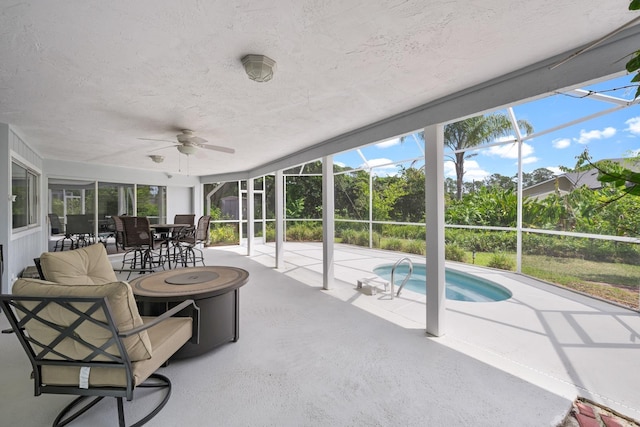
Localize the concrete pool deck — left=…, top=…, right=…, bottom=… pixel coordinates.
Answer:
left=1, top=241, right=639, bottom=426
left=243, top=242, right=640, bottom=419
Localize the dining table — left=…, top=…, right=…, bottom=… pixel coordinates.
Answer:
left=150, top=223, right=194, bottom=268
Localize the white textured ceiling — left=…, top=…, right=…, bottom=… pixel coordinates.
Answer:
left=1, top=1, right=637, bottom=177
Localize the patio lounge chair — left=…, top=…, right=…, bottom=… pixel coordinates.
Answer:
left=0, top=278, right=199, bottom=426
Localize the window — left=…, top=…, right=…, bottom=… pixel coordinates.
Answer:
left=137, top=185, right=167, bottom=224
left=12, top=160, right=39, bottom=230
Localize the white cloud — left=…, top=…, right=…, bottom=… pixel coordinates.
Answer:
left=552, top=138, right=571, bottom=149
left=363, top=158, right=400, bottom=176
left=444, top=160, right=489, bottom=181
left=335, top=161, right=346, bottom=168
left=546, top=166, right=563, bottom=175
left=484, top=142, right=534, bottom=159
left=364, top=158, right=394, bottom=168
left=631, top=148, right=640, bottom=157
left=625, top=117, right=640, bottom=135
left=495, top=135, right=517, bottom=143
left=574, top=127, right=616, bottom=144
left=521, top=156, right=539, bottom=165
left=375, top=138, right=400, bottom=148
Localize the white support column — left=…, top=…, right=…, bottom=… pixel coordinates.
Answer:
left=247, top=178, right=254, bottom=256
left=283, top=177, right=287, bottom=241
left=322, top=156, right=335, bottom=290
left=93, top=181, right=99, bottom=237
left=369, top=169, right=373, bottom=248
left=133, top=184, right=137, bottom=215
left=425, top=124, right=446, bottom=337
left=275, top=170, right=285, bottom=269
left=507, top=107, right=524, bottom=273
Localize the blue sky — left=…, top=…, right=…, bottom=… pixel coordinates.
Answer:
left=333, top=73, right=640, bottom=180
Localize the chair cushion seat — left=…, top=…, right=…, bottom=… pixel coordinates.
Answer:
left=41, top=316, right=192, bottom=387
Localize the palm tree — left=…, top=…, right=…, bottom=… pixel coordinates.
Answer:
left=445, top=114, right=533, bottom=200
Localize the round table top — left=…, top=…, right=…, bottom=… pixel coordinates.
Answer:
left=130, top=266, right=249, bottom=299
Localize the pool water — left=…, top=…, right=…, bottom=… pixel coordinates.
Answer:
left=372, top=264, right=512, bottom=302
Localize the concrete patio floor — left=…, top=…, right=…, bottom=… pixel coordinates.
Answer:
left=1, top=242, right=639, bottom=426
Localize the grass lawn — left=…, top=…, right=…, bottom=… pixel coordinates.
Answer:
left=464, top=251, right=640, bottom=310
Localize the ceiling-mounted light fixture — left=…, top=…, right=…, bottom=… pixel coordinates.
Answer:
left=177, top=144, right=198, bottom=155
left=241, top=54, right=276, bottom=82
left=149, top=155, right=164, bottom=163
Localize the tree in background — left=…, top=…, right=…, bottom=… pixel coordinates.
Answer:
left=445, top=114, right=533, bottom=200
left=522, top=168, right=555, bottom=188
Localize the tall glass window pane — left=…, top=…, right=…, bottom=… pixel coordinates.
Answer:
left=11, top=162, right=28, bottom=228
left=137, top=185, right=166, bottom=224
left=12, top=160, right=39, bottom=230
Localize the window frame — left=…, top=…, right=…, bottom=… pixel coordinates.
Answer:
left=11, top=158, right=40, bottom=232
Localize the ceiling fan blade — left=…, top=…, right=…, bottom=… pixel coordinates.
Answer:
left=201, top=144, right=235, bottom=154
left=138, top=137, right=177, bottom=144
left=190, top=136, right=208, bottom=145
left=149, top=145, right=176, bottom=153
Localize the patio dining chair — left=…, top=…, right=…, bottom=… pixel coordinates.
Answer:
left=112, top=215, right=126, bottom=252
left=171, top=215, right=211, bottom=267
left=66, top=214, right=95, bottom=249
left=173, top=214, right=195, bottom=226
left=1, top=278, right=199, bottom=427
left=49, top=213, right=74, bottom=252
left=118, top=216, right=168, bottom=278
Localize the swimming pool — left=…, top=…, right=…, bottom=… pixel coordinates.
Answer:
left=373, top=264, right=512, bottom=302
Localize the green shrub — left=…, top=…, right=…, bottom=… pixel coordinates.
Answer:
left=487, top=252, right=515, bottom=271
left=445, top=244, right=467, bottom=262
left=265, top=227, right=275, bottom=242
left=210, top=225, right=238, bottom=245
left=372, top=232, right=381, bottom=248
left=381, top=224, right=425, bottom=240
left=381, top=238, right=403, bottom=251
left=339, top=229, right=357, bottom=244
left=403, top=239, right=426, bottom=255
left=355, top=230, right=370, bottom=247
left=286, top=223, right=323, bottom=241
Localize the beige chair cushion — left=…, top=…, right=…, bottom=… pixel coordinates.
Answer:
left=12, top=278, right=152, bottom=362
left=40, top=243, right=118, bottom=285
left=40, top=316, right=192, bottom=387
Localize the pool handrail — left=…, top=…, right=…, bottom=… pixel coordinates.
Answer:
left=391, top=257, right=414, bottom=298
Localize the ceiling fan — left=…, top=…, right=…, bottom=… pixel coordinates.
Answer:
left=141, top=129, right=235, bottom=156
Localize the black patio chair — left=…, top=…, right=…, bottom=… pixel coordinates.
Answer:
left=0, top=278, right=199, bottom=426
left=119, top=216, right=168, bottom=277
left=172, top=215, right=211, bottom=267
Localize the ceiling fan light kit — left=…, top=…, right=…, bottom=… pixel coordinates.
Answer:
left=149, top=155, right=164, bottom=163
left=242, top=54, right=276, bottom=82
left=177, top=144, right=198, bottom=155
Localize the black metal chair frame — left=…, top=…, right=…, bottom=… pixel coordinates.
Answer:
left=173, top=214, right=195, bottom=226
left=118, top=216, right=167, bottom=279
left=66, top=214, right=96, bottom=250
left=0, top=295, right=199, bottom=427
left=171, top=216, right=211, bottom=267
left=112, top=215, right=126, bottom=252
left=49, top=214, right=74, bottom=252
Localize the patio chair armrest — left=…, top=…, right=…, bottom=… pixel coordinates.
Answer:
left=119, top=299, right=200, bottom=344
